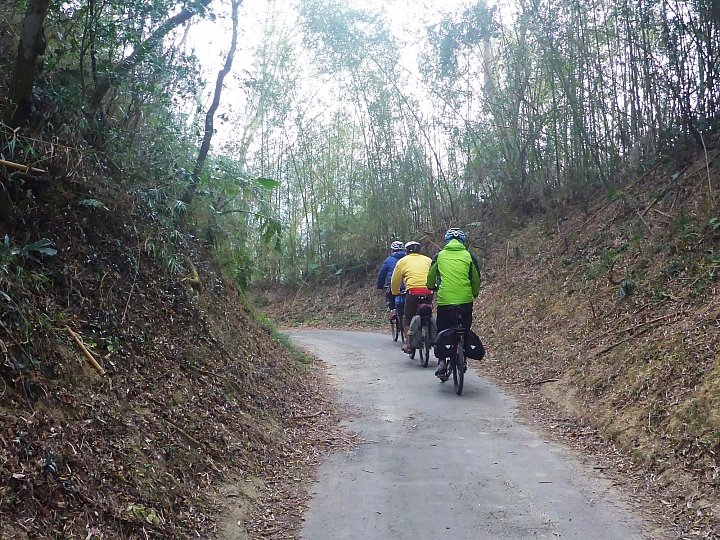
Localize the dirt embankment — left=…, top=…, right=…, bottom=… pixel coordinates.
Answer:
left=255, top=151, right=720, bottom=538
left=0, top=176, right=353, bottom=540
left=473, top=154, right=720, bottom=537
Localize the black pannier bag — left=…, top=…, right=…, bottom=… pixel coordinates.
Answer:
left=464, top=329, right=485, bottom=360
left=433, top=328, right=457, bottom=359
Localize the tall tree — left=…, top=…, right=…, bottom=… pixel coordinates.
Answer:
left=183, top=0, right=242, bottom=207
left=7, top=0, right=51, bottom=127
left=88, top=0, right=213, bottom=114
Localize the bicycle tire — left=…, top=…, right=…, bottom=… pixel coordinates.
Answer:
left=392, top=317, right=400, bottom=342
left=453, top=337, right=465, bottom=395
left=418, top=320, right=429, bottom=367
left=423, top=321, right=431, bottom=367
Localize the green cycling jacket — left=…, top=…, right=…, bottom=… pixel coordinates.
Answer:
left=426, top=239, right=481, bottom=306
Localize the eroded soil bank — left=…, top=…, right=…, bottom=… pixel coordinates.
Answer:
left=0, top=178, right=356, bottom=540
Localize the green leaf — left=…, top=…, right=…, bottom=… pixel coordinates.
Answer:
left=34, top=247, right=58, bottom=256
left=79, top=198, right=108, bottom=210
left=255, top=177, right=280, bottom=189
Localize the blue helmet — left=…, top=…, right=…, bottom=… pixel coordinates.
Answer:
left=445, top=228, right=466, bottom=244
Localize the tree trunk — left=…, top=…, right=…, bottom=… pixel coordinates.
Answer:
left=182, top=0, right=242, bottom=207
left=88, top=0, right=213, bottom=114
left=7, top=0, right=51, bottom=128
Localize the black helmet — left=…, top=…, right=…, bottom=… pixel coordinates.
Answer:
left=404, top=241, right=421, bottom=254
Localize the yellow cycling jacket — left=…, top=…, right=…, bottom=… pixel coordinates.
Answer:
left=391, top=253, right=432, bottom=295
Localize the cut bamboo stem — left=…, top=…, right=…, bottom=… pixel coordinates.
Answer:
left=0, top=158, right=46, bottom=174
left=66, top=326, right=107, bottom=377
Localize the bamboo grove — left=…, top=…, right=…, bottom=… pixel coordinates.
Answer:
left=2, top=0, right=720, bottom=286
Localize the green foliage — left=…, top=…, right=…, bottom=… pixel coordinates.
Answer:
left=255, top=177, right=280, bottom=189
left=606, top=186, right=624, bottom=201
left=0, top=234, right=57, bottom=263
left=6, top=0, right=720, bottom=291
left=425, top=0, right=498, bottom=78
left=78, top=198, right=108, bottom=210
left=214, top=242, right=257, bottom=292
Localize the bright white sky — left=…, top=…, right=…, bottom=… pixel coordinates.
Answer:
left=179, top=0, right=509, bottom=148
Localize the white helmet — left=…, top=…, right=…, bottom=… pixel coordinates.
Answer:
left=404, top=241, right=421, bottom=254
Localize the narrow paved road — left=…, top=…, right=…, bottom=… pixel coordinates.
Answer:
left=287, top=330, right=661, bottom=540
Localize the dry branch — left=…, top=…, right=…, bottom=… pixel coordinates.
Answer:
left=0, top=158, right=46, bottom=174
left=616, top=312, right=681, bottom=336
left=184, top=255, right=202, bottom=293
left=594, top=314, right=680, bottom=356
left=66, top=326, right=107, bottom=376
left=533, top=378, right=560, bottom=385
left=162, top=418, right=202, bottom=449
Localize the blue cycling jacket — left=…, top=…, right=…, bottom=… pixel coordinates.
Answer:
left=376, top=251, right=406, bottom=289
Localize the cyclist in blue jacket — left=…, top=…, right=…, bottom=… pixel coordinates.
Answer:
left=376, top=241, right=406, bottom=319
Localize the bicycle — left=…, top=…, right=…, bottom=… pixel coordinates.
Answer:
left=386, top=287, right=405, bottom=343
left=408, top=295, right=433, bottom=368
left=437, top=306, right=468, bottom=395
left=391, top=299, right=405, bottom=344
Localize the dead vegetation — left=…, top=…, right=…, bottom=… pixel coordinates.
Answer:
left=0, top=170, right=358, bottom=539
left=472, top=148, right=720, bottom=538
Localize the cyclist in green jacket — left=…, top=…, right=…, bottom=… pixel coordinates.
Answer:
left=426, top=228, right=481, bottom=378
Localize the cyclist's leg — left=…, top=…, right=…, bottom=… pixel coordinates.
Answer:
left=457, top=303, right=473, bottom=365
left=434, top=305, right=453, bottom=376
left=396, top=296, right=405, bottom=331
left=385, top=291, right=395, bottom=313
left=460, top=303, right=473, bottom=329
left=402, top=295, right=419, bottom=353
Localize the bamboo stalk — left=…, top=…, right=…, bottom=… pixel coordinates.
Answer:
left=0, top=158, right=46, bottom=174
left=66, top=327, right=107, bottom=377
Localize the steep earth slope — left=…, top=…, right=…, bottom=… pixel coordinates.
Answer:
left=0, top=172, right=350, bottom=539
left=474, top=149, right=720, bottom=538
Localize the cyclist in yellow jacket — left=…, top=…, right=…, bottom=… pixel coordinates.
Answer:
left=391, top=241, right=433, bottom=354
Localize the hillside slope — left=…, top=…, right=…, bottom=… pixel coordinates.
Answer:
left=473, top=149, right=720, bottom=537
left=255, top=147, right=720, bottom=538
left=0, top=174, right=349, bottom=539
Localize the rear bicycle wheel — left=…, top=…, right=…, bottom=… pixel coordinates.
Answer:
left=453, top=338, right=465, bottom=395
left=418, top=321, right=429, bottom=368
left=392, top=316, right=400, bottom=342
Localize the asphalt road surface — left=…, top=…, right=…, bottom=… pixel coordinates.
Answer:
left=286, top=329, right=660, bottom=540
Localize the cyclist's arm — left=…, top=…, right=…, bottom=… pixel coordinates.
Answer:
left=470, top=254, right=481, bottom=297
left=390, top=261, right=403, bottom=295
left=376, top=262, right=389, bottom=289
left=426, top=253, right=439, bottom=290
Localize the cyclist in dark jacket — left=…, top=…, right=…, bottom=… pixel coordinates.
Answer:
left=426, top=228, right=481, bottom=377
left=376, top=241, right=406, bottom=318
